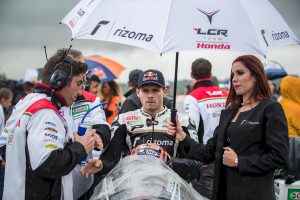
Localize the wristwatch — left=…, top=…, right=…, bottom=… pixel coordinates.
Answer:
left=234, top=157, right=239, bottom=168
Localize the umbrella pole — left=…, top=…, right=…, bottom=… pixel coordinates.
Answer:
left=171, top=52, right=179, bottom=127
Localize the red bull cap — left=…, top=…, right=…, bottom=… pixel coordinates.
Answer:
left=138, top=69, right=165, bottom=88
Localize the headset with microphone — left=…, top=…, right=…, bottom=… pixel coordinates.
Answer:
left=84, top=70, right=93, bottom=91
left=44, top=45, right=77, bottom=91
left=49, top=56, right=77, bottom=91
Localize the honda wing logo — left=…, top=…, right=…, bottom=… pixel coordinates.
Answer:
left=197, top=9, right=220, bottom=24
left=194, top=8, right=230, bottom=50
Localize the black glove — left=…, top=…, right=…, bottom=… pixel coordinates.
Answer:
left=169, top=157, right=203, bottom=182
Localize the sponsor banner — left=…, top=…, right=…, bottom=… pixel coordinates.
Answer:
left=127, top=120, right=143, bottom=126
left=146, top=139, right=173, bottom=146
left=143, top=71, right=158, bottom=81
left=90, top=20, right=154, bottom=43
left=45, top=121, right=57, bottom=127
left=113, top=27, right=153, bottom=42
left=44, top=127, right=58, bottom=133
left=288, top=189, right=300, bottom=200
left=197, top=42, right=231, bottom=50
left=126, top=116, right=142, bottom=121
left=212, top=111, right=221, bottom=118
left=194, top=8, right=231, bottom=50
left=205, top=102, right=226, bottom=109
left=3, top=128, right=8, bottom=134
left=45, top=143, right=58, bottom=150
left=126, top=116, right=144, bottom=127
left=8, top=135, right=13, bottom=145
left=44, top=133, right=58, bottom=141
left=72, top=104, right=90, bottom=116
left=241, top=120, right=259, bottom=126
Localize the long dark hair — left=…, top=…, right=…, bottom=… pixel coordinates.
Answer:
left=226, top=55, right=271, bottom=109
left=100, top=80, right=122, bottom=100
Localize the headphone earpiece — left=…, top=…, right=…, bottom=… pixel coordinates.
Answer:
left=84, top=70, right=94, bottom=91
left=49, top=70, right=68, bottom=90
left=49, top=56, right=76, bottom=91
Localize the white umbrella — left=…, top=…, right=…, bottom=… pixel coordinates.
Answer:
left=61, top=0, right=299, bottom=55
left=61, top=0, right=299, bottom=122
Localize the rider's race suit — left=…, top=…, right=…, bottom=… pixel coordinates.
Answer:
left=99, top=106, right=199, bottom=174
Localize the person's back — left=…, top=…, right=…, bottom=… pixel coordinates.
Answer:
left=183, top=58, right=227, bottom=199
left=184, top=58, right=227, bottom=144
left=185, top=83, right=227, bottom=143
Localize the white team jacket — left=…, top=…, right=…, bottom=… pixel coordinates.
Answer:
left=2, top=93, right=69, bottom=200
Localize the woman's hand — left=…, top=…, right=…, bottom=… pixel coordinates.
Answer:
left=223, top=147, right=238, bottom=167
left=166, top=116, right=186, bottom=141
left=94, top=134, right=103, bottom=150
left=80, top=159, right=103, bottom=178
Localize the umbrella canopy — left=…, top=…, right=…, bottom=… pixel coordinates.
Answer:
left=62, top=0, right=300, bottom=121
left=85, top=55, right=126, bottom=83
left=61, top=0, right=299, bottom=55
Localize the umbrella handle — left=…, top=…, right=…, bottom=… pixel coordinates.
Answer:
left=171, top=108, right=177, bottom=128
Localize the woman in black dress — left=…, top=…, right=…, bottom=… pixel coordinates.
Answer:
left=168, top=55, right=288, bottom=200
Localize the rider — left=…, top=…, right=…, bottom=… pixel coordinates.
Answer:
left=81, top=69, right=199, bottom=181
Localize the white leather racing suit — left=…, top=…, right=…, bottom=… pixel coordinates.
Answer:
left=99, top=106, right=198, bottom=174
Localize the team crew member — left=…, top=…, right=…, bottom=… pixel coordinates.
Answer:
left=70, top=87, right=110, bottom=199
left=184, top=58, right=227, bottom=198
left=2, top=50, right=97, bottom=200
left=60, top=48, right=111, bottom=199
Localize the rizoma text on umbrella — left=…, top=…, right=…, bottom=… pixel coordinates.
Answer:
left=90, top=21, right=153, bottom=42
left=113, top=27, right=153, bottom=42
left=272, top=31, right=289, bottom=41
